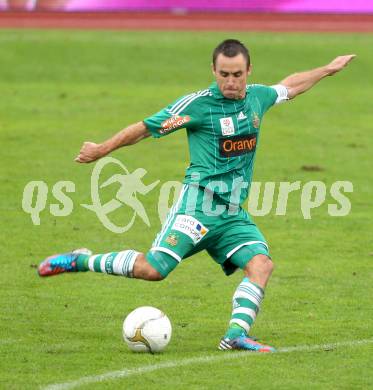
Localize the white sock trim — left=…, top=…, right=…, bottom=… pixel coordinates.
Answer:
left=241, top=280, right=263, bottom=298
left=112, top=252, right=126, bottom=275
left=88, top=255, right=98, bottom=272
left=100, top=254, right=110, bottom=273
left=232, top=307, right=257, bottom=321
left=126, top=251, right=139, bottom=277
left=233, top=290, right=261, bottom=307
left=112, top=250, right=139, bottom=277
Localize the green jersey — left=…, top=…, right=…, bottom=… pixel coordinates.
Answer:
left=144, top=82, right=278, bottom=206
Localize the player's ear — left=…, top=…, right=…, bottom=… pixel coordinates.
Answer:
left=247, top=64, right=252, bottom=76
left=211, top=62, right=217, bottom=76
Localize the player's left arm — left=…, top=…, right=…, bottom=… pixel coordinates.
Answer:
left=278, top=54, right=356, bottom=100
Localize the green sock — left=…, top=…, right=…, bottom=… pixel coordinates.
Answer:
left=75, top=250, right=139, bottom=277
left=224, top=277, right=264, bottom=339
left=76, top=254, right=89, bottom=271
left=225, top=323, right=246, bottom=339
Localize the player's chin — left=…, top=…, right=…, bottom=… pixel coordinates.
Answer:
left=223, top=90, right=238, bottom=99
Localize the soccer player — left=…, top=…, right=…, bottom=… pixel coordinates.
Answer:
left=38, top=40, right=355, bottom=352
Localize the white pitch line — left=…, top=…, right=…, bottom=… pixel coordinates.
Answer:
left=43, top=338, right=373, bottom=390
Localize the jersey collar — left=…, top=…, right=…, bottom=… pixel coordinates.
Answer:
left=209, top=81, right=249, bottom=101
left=209, top=82, right=226, bottom=100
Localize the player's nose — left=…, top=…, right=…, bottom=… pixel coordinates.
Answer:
left=225, top=78, right=233, bottom=86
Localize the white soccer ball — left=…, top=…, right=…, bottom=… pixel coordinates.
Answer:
left=123, top=306, right=172, bottom=353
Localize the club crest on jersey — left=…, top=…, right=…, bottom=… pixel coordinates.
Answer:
left=160, top=115, right=191, bottom=134
left=220, top=117, right=235, bottom=136
left=252, top=112, right=260, bottom=129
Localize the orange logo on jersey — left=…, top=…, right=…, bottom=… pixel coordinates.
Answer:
left=160, top=115, right=191, bottom=134
left=219, top=134, right=257, bottom=157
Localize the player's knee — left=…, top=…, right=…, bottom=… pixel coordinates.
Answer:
left=257, top=255, right=274, bottom=276
left=245, top=254, right=274, bottom=277
left=265, top=257, right=274, bottom=276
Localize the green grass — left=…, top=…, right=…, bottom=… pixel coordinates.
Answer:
left=1, top=29, right=373, bottom=389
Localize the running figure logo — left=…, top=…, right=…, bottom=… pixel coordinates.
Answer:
left=82, top=157, right=159, bottom=233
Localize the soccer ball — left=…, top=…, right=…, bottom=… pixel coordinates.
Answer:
left=123, top=306, right=172, bottom=353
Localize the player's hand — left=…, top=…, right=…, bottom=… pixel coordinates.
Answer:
left=75, top=142, right=105, bottom=163
left=326, top=54, right=356, bottom=76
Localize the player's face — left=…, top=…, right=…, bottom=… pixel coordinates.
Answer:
left=212, top=53, right=251, bottom=100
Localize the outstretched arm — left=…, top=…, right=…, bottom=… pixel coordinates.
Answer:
left=280, top=55, right=356, bottom=99
left=75, top=121, right=151, bottom=163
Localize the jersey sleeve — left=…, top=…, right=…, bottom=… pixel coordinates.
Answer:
left=143, top=93, right=202, bottom=138
left=248, top=84, right=279, bottom=114
left=270, top=84, right=289, bottom=104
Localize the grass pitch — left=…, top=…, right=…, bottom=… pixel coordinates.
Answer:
left=1, top=29, right=373, bottom=389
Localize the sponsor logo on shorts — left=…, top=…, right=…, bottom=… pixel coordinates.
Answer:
left=165, top=233, right=179, bottom=247
left=160, top=115, right=191, bottom=134
left=220, top=117, right=235, bottom=136
left=171, top=215, right=208, bottom=244
left=219, top=133, right=257, bottom=157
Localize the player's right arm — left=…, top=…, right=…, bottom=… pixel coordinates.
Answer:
left=75, top=92, right=201, bottom=164
left=75, top=121, right=150, bottom=163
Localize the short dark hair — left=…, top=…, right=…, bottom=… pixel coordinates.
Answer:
left=212, top=39, right=250, bottom=69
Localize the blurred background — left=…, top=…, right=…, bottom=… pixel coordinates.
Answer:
left=1, top=0, right=373, bottom=13
left=1, top=1, right=372, bottom=389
